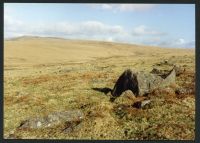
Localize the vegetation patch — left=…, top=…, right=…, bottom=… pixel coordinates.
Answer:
left=4, top=38, right=195, bottom=140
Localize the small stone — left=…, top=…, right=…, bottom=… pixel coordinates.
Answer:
left=132, top=100, right=151, bottom=109
left=10, top=130, right=15, bottom=134
left=141, top=100, right=151, bottom=107
left=37, top=121, right=42, bottom=127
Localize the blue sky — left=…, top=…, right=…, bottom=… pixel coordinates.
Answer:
left=4, top=4, right=195, bottom=48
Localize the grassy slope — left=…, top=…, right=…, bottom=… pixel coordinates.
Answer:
left=4, top=37, right=195, bottom=139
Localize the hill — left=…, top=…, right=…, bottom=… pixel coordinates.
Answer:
left=4, top=36, right=194, bottom=68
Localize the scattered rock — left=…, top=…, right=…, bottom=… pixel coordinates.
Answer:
left=18, top=110, right=84, bottom=129
left=132, top=99, right=151, bottom=109
left=175, top=88, right=194, bottom=96
left=155, top=60, right=174, bottom=66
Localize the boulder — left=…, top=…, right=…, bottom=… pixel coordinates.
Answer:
left=110, top=68, right=176, bottom=101
left=18, top=110, right=84, bottom=129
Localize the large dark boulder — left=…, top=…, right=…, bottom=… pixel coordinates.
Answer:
left=110, top=68, right=176, bottom=102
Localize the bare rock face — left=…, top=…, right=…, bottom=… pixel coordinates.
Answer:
left=151, top=65, right=185, bottom=77
left=136, top=71, right=164, bottom=96
left=18, top=110, right=84, bottom=129
left=132, top=68, right=176, bottom=96
left=150, top=68, right=170, bottom=78
left=122, top=90, right=136, bottom=100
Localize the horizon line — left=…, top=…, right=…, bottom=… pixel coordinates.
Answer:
left=4, top=35, right=195, bottom=49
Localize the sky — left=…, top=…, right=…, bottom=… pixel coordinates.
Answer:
left=4, top=3, right=195, bottom=48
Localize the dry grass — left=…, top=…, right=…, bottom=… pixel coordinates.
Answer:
left=4, top=36, right=195, bottom=140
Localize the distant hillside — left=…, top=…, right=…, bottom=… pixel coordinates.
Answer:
left=4, top=36, right=195, bottom=67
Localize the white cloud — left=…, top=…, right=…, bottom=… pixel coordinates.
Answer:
left=117, top=4, right=157, bottom=12
left=132, top=25, right=166, bottom=36
left=101, top=4, right=113, bottom=10
left=158, top=38, right=195, bottom=48
left=88, top=4, right=157, bottom=12
left=80, top=21, right=124, bottom=35
left=4, top=16, right=126, bottom=40
left=4, top=7, right=125, bottom=38
left=175, top=38, right=185, bottom=45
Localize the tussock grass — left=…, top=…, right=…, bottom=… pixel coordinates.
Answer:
left=4, top=37, right=195, bottom=140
